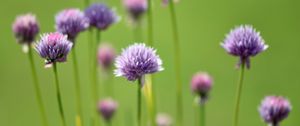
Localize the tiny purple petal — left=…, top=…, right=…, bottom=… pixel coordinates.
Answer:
left=35, top=32, right=73, bottom=66
left=259, top=96, right=291, bottom=126
left=55, top=8, right=89, bottom=41
left=85, top=3, right=119, bottom=30
left=114, top=43, right=163, bottom=81
left=12, top=13, right=39, bottom=44
left=221, top=25, right=268, bottom=69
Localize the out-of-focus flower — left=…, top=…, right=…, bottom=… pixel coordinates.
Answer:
left=98, top=43, right=116, bottom=71
left=35, top=32, right=73, bottom=67
left=84, top=3, right=119, bottom=30
left=161, top=0, right=179, bottom=7
left=55, top=8, right=89, bottom=41
left=114, top=43, right=163, bottom=82
left=12, top=13, right=39, bottom=45
left=156, top=113, right=172, bottom=126
left=123, top=0, right=147, bottom=21
left=259, top=96, right=291, bottom=126
left=191, top=72, right=213, bottom=104
left=98, top=98, right=118, bottom=122
left=221, top=25, right=268, bottom=69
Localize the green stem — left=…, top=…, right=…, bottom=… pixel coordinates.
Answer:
left=200, top=105, right=205, bottom=126
left=147, top=0, right=153, bottom=46
left=137, top=77, right=142, bottom=126
left=146, top=1, right=157, bottom=125
left=53, top=63, right=67, bottom=126
left=72, top=46, right=84, bottom=126
left=169, top=1, right=183, bottom=126
left=233, top=63, right=245, bottom=126
left=28, top=46, right=49, bottom=126
left=134, top=19, right=142, bottom=41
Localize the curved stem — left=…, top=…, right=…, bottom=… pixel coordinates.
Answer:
left=233, top=63, right=245, bottom=126
left=200, top=105, right=205, bottom=126
left=28, top=47, right=49, bottom=126
left=53, top=63, right=67, bottom=126
left=169, top=1, right=183, bottom=126
left=137, top=78, right=142, bottom=126
left=72, top=46, right=84, bottom=126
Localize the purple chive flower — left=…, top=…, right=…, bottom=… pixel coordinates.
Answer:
left=259, top=96, right=291, bottom=126
left=12, top=13, right=39, bottom=44
left=84, top=3, right=119, bottom=30
left=114, top=43, right=163, bottom=82
left=35, top=32, right=73, bottom=67
left=123, top=0, right=147, bottom=20
left=221, top=25, right=268, bottom=69
left=98, top=43, right=116, bottom=71
left=191, top=72, right=213, bottom=104
left=156, top=113, right=172, bottom=126
left=98, top=98, right=118, bottom=122
left=55, top=8, right=89, bottom=41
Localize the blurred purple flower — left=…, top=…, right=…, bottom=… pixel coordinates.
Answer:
left=98, top=98, right=118, bottom=121
left=221, top=25, right=268, bottom=69
left=259, top=96, right=291, bottom=126
left=12, top=13, right=39, bottom=44
left=84, top=3, right=119, bottom=30
left=161, top=0, right=179, bottom=6
left=191, top=72, right=213, bottom=104
left=98, top=43, right=116, bottom=71
left=114, top=43, right=163, bottom=82
left=55, top=8, right=89, bottom=41
left=35, top=32, right=73, bottom=67
left=156, top=113, right=172, bottom=126
left=123, top=0, right=147, bottom=21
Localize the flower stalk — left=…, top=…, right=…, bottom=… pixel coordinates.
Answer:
left=28, top=46, right=49, bottom=126
left=169, top=0, right=183, bottom=125
left=233, top=63, right=245, bottom=126
left=53, top=63, right=67, bottom=126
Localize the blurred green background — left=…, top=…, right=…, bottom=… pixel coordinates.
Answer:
left=0, top=0, right=299, bottom=126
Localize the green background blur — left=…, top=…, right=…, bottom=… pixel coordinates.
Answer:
left=0, top=0, right=299, bottom=126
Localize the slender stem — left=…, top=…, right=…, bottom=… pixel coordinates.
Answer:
left=28, top=46, right=49, bottom=126
left=169, top=1, right=183, bottom=126
left=233, top=63, right=245, bottom=126
left=146, top=1, right=157, bottom=125
left=106, top=121, right=112, bottom=126
left=72, top=46, right=84, bottom=126
left=147, top=0, right=153, bottom=46
left=137, top=78, right=142, bottom=126
left=200, top=105, right=205, bottom=126
left=134, top=19, right=142, bottom=41
left=53, top=63, right=67, bottom=126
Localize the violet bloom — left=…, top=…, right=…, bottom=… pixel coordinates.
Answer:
left=12, top=13, right=39, bottom=45
left=221, top=25, right=268, bottom=69
left=35, top=32, right=73, bottom=67
left=114, top=43, right=163, bottom=82
left=84, top=3, right=119, bottom=30
left=259, top=96, right=291, bottom=126
left=123, top=0, right=147, bottom=20
left=55, top=8, right=89, bottom=42
left=156, top=113, right=172, bottom=126
left=98, top=43, right=116, bottom=71
left=191, top=72, right=213, bottom=104
left=98, top=98, right=118, bottom=122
